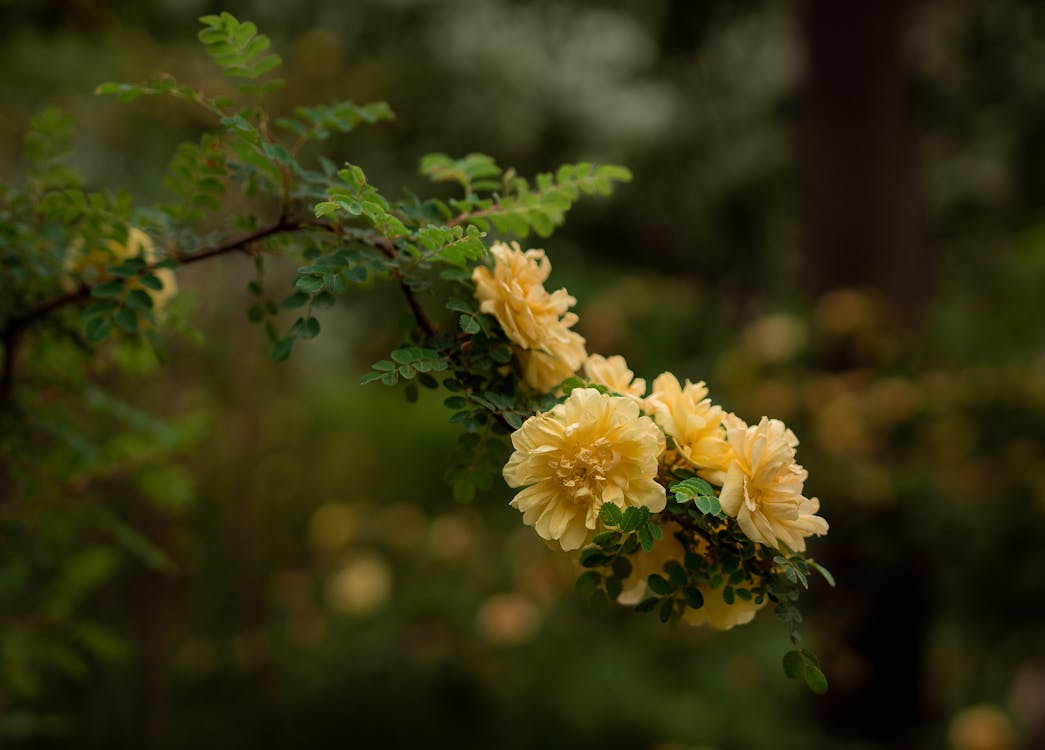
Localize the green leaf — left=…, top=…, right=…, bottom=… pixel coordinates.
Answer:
left=91, top=280, right=125, bottom=299
left=125, top=289, right=154, bottom=312
left=664, top=561, right=687, bottom=587
left=294, top=275, right=324, bottom=294
left=113, top=307, right=138, bottom=334
left=782, top=650, right=804, bottom=679
left=460, top=314, right=480, bottom=334
left=811, top=561, right=836, bottom=588
left=84, top=317, right=112, bottom=343
left=300, top=316, right=320, bottom=339
left=658, top=598, right=674, bottom=623
left=803, top=663, right=829, bottom=694
left=140, top=273, right=164, bottom=291
left=579, top=548, right=609, bottom=568
left=722, top=585, right=735, bottom=605
left=637, top=525, right=654, bottom=552
left=605, top=575, right=623, bottom=601
left=611, top=556, right=633, bottom=580
left=684, top=587, right=704, bottom=609
left=575, top=570, right=601, bottom=597
left=592, top=531, right=621, bottom=549
left=598, top=502, right=623, bottom=527
left=271, top=338, right=293, bottom=361
left=620, top=506, right=646, bottom=532
left=282, top=292, right=309, bottom=309
left=647, top=574, right=673, bottom=596
left=635, top=598, right=658, bottom=613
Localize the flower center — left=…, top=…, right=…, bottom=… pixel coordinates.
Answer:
left=552, top=437, right=616, bottom=502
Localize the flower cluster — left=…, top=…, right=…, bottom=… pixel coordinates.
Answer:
left=473, top=242, right=829, bottom=636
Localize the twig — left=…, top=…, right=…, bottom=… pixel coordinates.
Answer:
left=371, top=237, right=437, bottom=339
left=0, top=217, right=308, bottom=403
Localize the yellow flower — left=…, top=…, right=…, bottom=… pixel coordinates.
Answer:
left=645, top=373, right=730, bottom=479
left=503, top=388, right=666, bottom=551
left=584, top=354, right=646, bottom=400
left=617, top=523, right=767, bottom=630
left=65, top=227, right=178, bottom=311
left=718, top=415, right=828, bottom=551
left=681, top=581, right=767, bottom=631
left=617, top=522, right=685, bottom=606
left=472, top=241, right=586, bottom=392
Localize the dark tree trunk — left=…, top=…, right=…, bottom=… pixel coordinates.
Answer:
left=796, top=0, right=931, bottom=317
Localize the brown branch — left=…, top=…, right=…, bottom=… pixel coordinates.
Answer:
left=0, top=217, right=310, bottom=403
left=372, top=236, right=437, bottom=339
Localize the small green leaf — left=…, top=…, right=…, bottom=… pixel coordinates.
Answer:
left=620, top=506, right=646, bottom=532
left=605, top=575, right=623, bottom=601
left=271, top=338, right=293, bottom=361
left=294, top=275, right=324, bottom=293
left=579, top=548, right=609, bottom=568
left=592, top=531, right=621, bottom=549
left=658, top=598, right=674, bottom=623
left=803, top=663, right=829, bottom=694
left=576, top=570, right=601, bottom=597
left=684, top=587, right=704, bottom=609
left=635, top=597, right=658, bottom=613
left=85, top=317, right=112, bottom=343
left=598, top=502, right=623, bottom=527
left=811, top=562, right=836, bottom=588
left=300, top=316, right=320, bottom=339
left=113, top=307, right=138, bottom=334
left=140, top=273, right=164, bottom=291
left=637, top=526, right=654, bottom=552
left=782, top=650, right=804, bottom=679
left=664, top=561, right=687, bottom=587
left=460, top=314, right=480, bottom=334
left=282, top=292, right=309, bottom=309
left=91, top=280, right=125, bottom=299
left=125, top=289, right=154, bottom=312
left=722, top=585, right=735, bottom=605
left=611, top=557, right=632, bottom=580
left=647, top=574, right=673, bottom=596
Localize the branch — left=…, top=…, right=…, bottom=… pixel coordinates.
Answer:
left=371, top=237, right=437, bottom=339
left=0, top=217, right=310, bottom=403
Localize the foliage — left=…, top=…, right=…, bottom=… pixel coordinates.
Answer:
left=0, top=12, right=837, bottom=743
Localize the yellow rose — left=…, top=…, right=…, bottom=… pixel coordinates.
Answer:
left=584, top=354, right=646, bottom=400
left=645, top=372, right=730, bottom=480
left=503, top=388, right=665, bottom=551
left=472, top=241, right=586, bottom=392
left=718, top=414, right=828, bottom=551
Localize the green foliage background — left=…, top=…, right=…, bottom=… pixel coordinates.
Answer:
left=2, top=1, right=1045, bottom=748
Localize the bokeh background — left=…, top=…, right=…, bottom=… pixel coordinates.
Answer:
left=2, top=0, right=1045, bottom=748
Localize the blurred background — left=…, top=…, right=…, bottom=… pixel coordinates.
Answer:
left=2, top=0, right=1044, bottom=748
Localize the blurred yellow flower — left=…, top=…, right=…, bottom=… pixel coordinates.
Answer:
left=645, top=373, right=730, bottom=480
left=65, top=226, right=178, bottom=311
left=617, top=523, right=767, bottom=630
left=617, top=522, right=685, bottom=606
left=682, top=582, right=767, bottom=631
left=584, top=353, right=646, bottom=399
left=472, top=241, right=586, bottom=391
left=718, top=415, right=828, bottom=551
left=503, top=388, right=666, bottom=551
